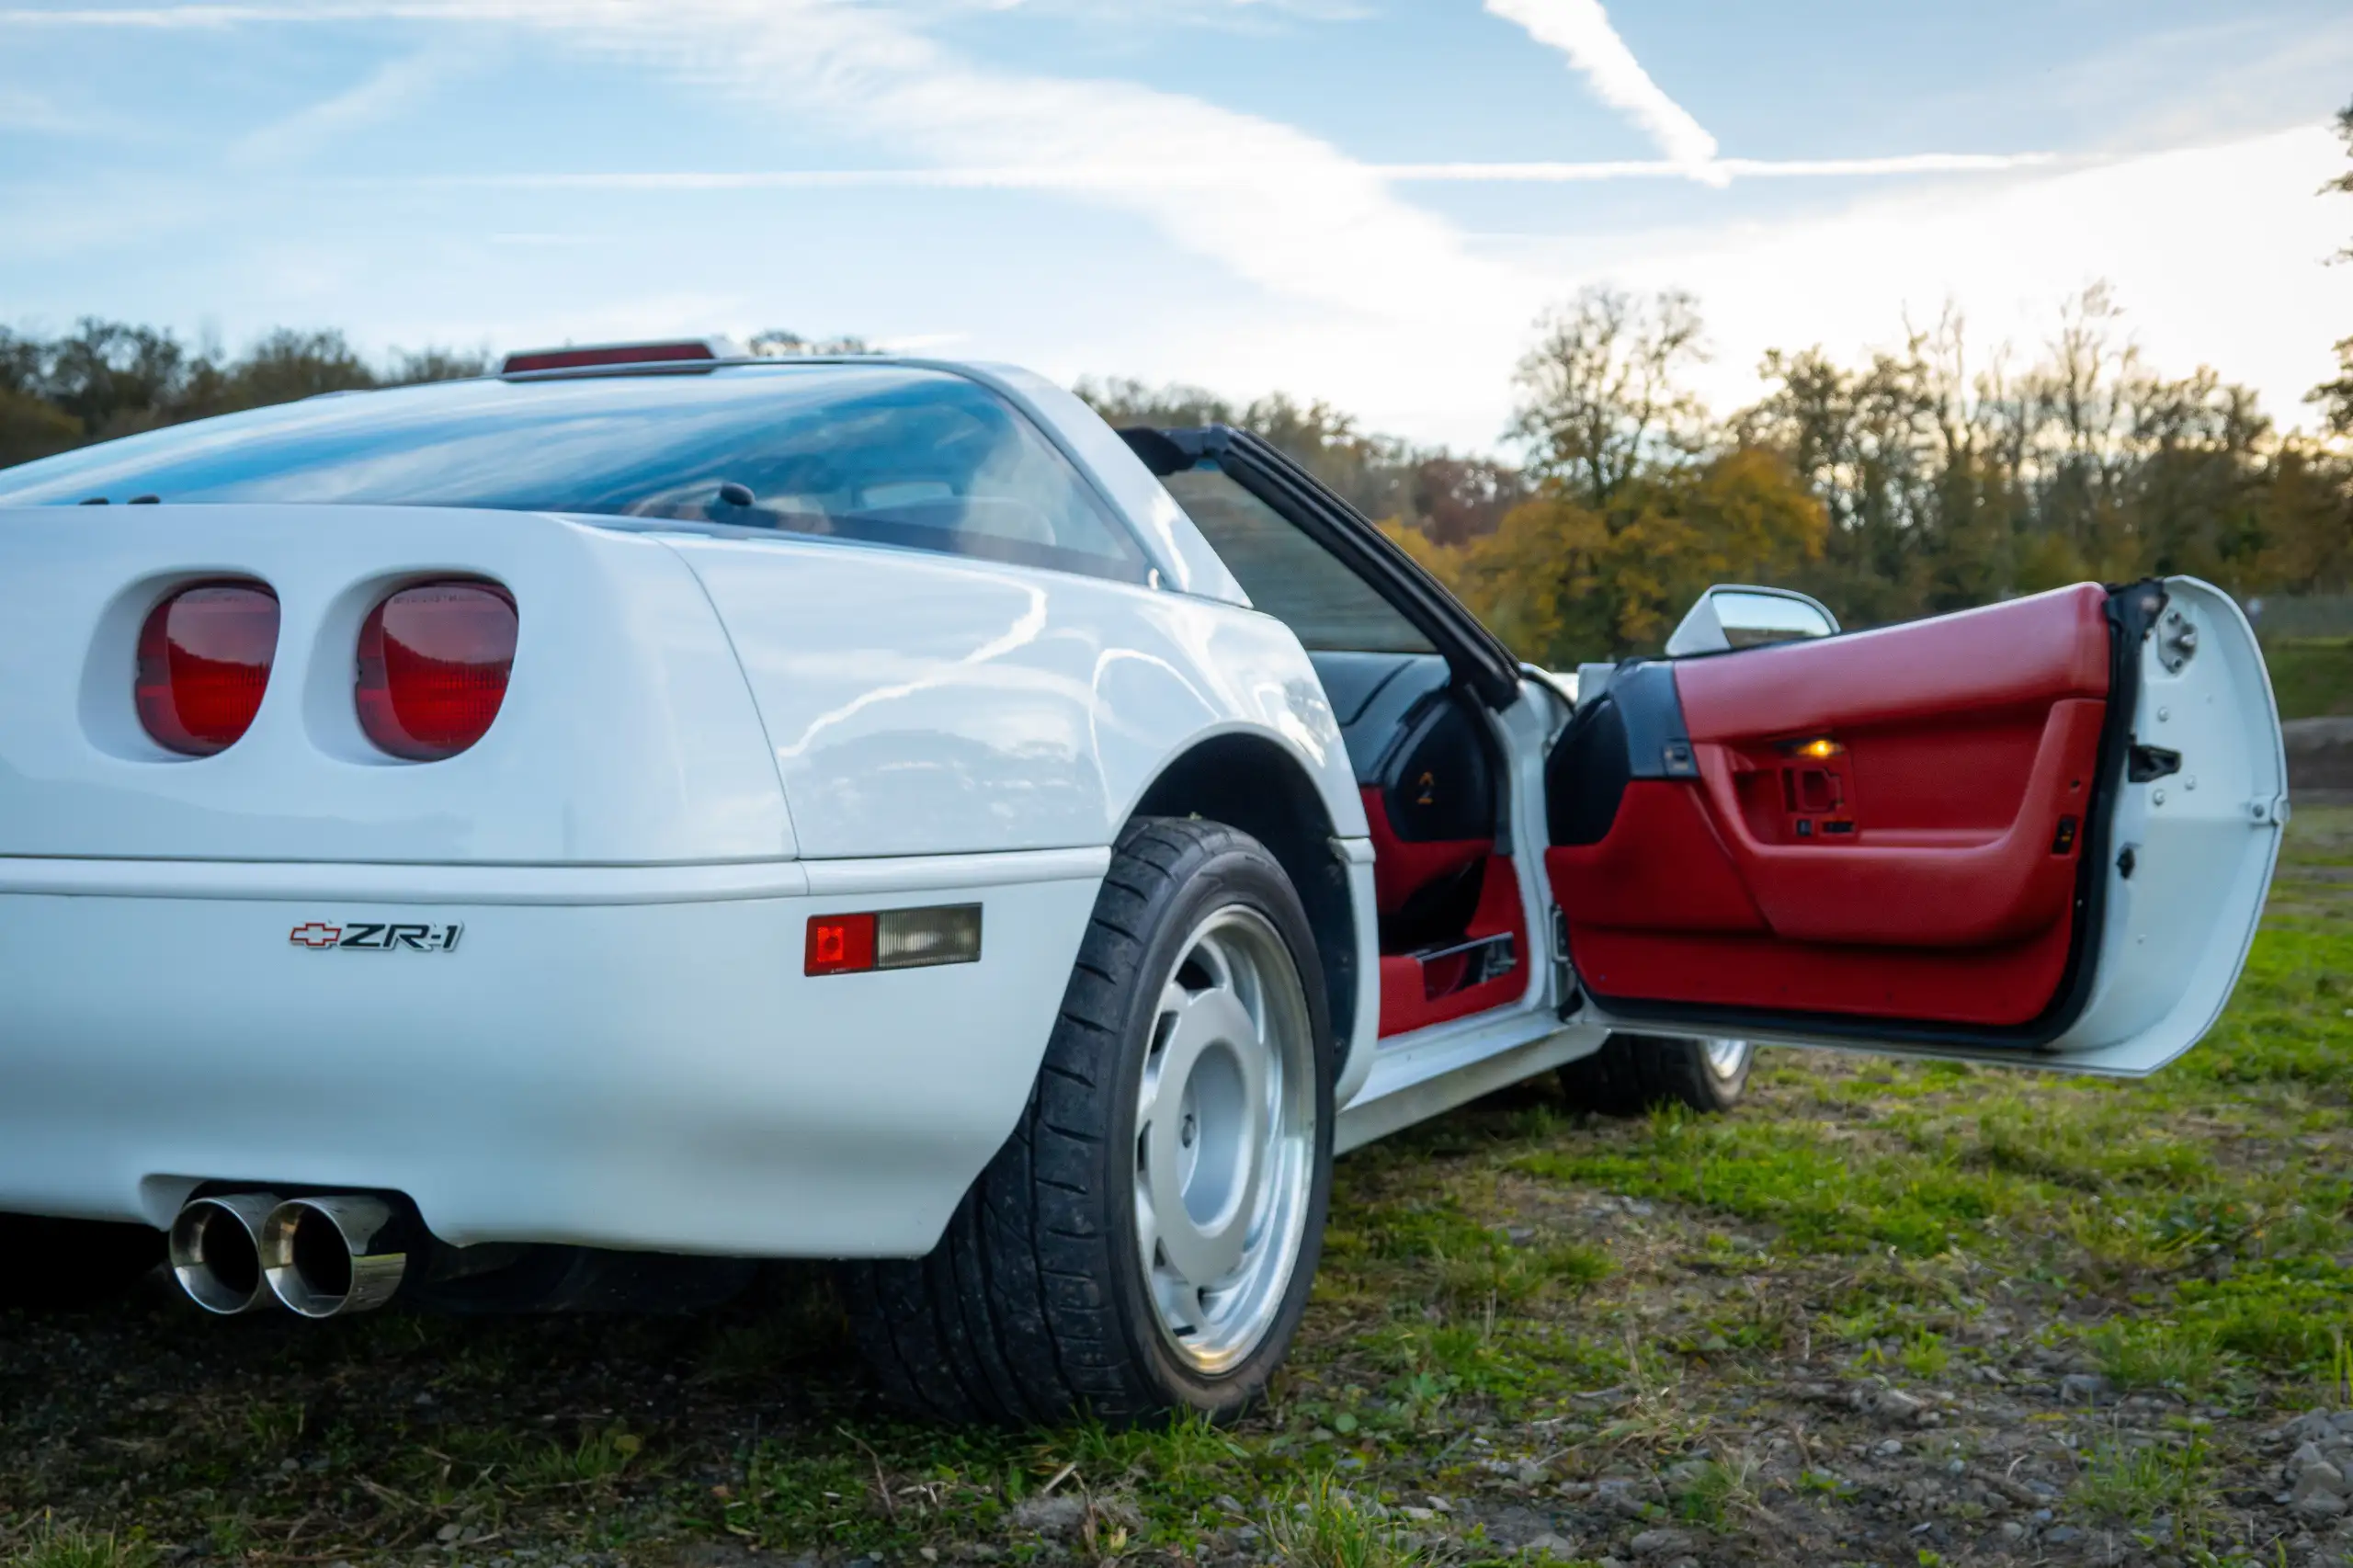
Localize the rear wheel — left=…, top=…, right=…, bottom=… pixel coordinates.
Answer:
left=843, top=817, right=1334, bottom=1425
left=1557, top=1033, right=1753, bottom=1116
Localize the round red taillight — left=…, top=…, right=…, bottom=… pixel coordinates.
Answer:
left=135, top=581, right=280, bottom=756
left=356, top=581, right=518, bottom=762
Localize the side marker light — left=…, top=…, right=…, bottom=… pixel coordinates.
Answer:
left=805, top=905, right=982, bottom=976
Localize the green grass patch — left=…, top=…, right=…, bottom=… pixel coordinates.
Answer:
left=509, top=1424, right=646, bottom=1490
left=2070, top=1435, right=2212, bottom=1529
left=2176, top=1262, right=2353, bottom=1372
left=1257, top=1471, right=1427, bottom=1568
left=4, top=1519, right=155, bottom=1568
left=2171, top=925, right=2353, bottom=1088
left=2264, top=635, right=2353, bottom=719
left=1512, top=1108, right=2014, bottom=1256
left=2085, top=1319, right=2232, bottom=1395
left=1336, top=1195, right=1614, bottom=1314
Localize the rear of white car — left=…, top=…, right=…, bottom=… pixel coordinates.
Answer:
left=0, top=353, right=1396, bottom=1425
left=0, top=499, right=1107, bottom=1258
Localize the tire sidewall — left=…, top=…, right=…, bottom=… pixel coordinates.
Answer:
left=1099, top=833, right=1335, bottom=1418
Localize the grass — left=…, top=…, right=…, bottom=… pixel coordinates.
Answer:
left=2, top=795, right=2347, bottom=1566
left=1257, top=1471, right=1428, bottom=1568
left=3, top=1521, right=153, bottom=1568
left=2264, top=634, right=2353, bottom=719
left=2086, top=1319, right=2232, bottom=1395
left=2072, top=1435, right=2214, bottom=1529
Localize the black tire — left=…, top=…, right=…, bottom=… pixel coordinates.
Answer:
left=1557, top=1032, right=1752, bottom=1116
left=0, top=1215, right=164, bottom=1311
left=842, top=816, right=1335, bottom=1426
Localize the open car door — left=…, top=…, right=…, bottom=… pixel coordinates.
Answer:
left=1545, top=579, right=2286, bottom=1075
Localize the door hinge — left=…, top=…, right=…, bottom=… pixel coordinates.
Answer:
left=1551, top=906, right=1583, bottom=1018
left=2249, top=796, right=2290, bottom=827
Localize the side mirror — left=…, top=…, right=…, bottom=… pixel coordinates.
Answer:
left=1665, top=585, right=1838, bottom=657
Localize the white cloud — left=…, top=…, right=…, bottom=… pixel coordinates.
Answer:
left=234, top=47, right=468, bottom=163
left=2, top=4, right=2338, bottom=459
left=2, top=0, right=1527, bottom=327
left=563, top=0, right=1527, bottom=326
left=401, top=150, right=2057, bottom=189
left=1483, top=0, right=1721, bottom=179
left=1161, top=123, right=2345, bottom=449
left=1600, top=124, right=2352, bottom=435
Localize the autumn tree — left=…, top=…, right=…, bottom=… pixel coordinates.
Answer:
left=0, top=320, right=487, bottom=465
left=1508, top=286, right=1707, bottom=510
left=2312, top=97, right=2353, bottom=437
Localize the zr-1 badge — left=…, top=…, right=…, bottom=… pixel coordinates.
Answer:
left=290, top=922, right=463, bottom=952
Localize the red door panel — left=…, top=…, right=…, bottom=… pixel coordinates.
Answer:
left=1361, top=786, right=1529, bottom=1036
left=1676, top=584, right=2109, bottom=735
left=1548, top=585, right=2112, bottom=1028
left=1690, top=698, right=2104, bottom=948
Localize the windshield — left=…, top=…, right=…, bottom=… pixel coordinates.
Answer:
left=0, top=363, right=1150, bottom=583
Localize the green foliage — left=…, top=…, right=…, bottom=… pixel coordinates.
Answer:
left=1431, top=284, right=2352, bottom=658
left=2176, top=1263, right=2353, bottom=1371
left=2263, top=636, right=2353, bottom=719
left=0, top=318, right=489, bottom=457
left=2071, top=1435, right=2212, bottom=1528
left=1966, top=1100, right=2211, bottom=1191
left=2172, top=924, right=2353, bottom=1087
left=1079, top=375, right=1527, bottom=546
left=1897, top=1329, right=1950, bottom=1380
left=1669, top=1454, right=1761, bottom=1529
left=1515, top=1107, right=2009, bottom=1257
left=1257, top=1471, right=1427, bottom=1568
left=2, top=1520, right=154, bottom=1568
left=509, top=1425, right=644, bottom=1489
left=2086, top=1319, right=2230, bottom=1395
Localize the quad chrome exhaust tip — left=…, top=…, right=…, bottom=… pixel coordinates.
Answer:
left=168, top=1192, right=411, bottom=1318
left=167, top=1192, right=282, bottom=1315
left=260, top=1196, right=409, bottom=1318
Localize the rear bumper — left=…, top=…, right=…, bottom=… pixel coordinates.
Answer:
left=0, top=849, right=1105, bottom=1258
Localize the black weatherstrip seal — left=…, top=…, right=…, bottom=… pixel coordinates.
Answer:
left=1128, top=426, right=1526, bottom=710
left=1585, top=579, right=2168, bottom=1054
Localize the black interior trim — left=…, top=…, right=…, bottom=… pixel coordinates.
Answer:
left=1544, top=661, right=1698, bottom=846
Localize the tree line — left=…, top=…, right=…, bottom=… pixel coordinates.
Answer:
left=5, top=102, right=2347, bottom=664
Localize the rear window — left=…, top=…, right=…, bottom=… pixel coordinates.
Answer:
left=1159, top=465, right=1434, bottom=653
left=0, top=364, right=1150, bottom=583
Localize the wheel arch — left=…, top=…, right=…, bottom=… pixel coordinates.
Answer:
left=1129, top=732, right=1364, bottom=1074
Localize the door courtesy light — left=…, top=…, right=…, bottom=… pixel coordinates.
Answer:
left=1783, top=736, right=1845, bottom=760
left=805, top=905, right=982, bottom=976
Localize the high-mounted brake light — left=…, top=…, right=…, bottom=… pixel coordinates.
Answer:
left=498, top=338, right=735, bottom=375
left=806, top=906, right=983, bottom=977
left=356, top=580, right=518, bottom=762
left=135, top=580, right=280, bottom=756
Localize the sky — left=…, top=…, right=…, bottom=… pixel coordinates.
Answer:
left=2, top=0, right=2349, bottom=451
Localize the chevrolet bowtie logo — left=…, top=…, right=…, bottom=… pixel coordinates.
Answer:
left=287, top=920, right=463, bottom=953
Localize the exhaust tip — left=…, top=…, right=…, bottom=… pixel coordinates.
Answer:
left=167, top=1193, right=280, bottom=1315
left=261, top=1196, right=408, bottom=1318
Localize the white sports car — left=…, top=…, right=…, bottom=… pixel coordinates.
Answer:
left=0, top=341, right=2287, bottom=1425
